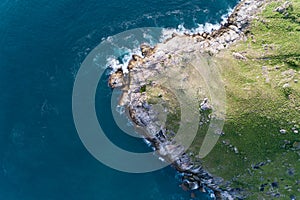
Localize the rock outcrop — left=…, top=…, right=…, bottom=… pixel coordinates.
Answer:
left=108, top=0, right=269, bottom=199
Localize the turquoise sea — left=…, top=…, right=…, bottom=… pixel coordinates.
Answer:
left=0, top=0, right=237, bottom=199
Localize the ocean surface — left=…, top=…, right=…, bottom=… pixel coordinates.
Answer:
left=0, top=0, right=238, bottom=199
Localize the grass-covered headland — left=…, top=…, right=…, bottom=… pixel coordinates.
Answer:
left=109, top=0, right=300, bottom=198
left=198, top=0, right=300, bottom=198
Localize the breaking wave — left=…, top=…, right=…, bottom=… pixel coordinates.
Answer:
left=104, top=7, right=233, bottom=73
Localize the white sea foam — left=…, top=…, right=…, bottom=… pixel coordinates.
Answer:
left=221, top=7, right=234, bottom=25
left=105, top=45, right=142, bottom=74
left=158, top=157, right=165, bottom=162
left=106, top=7, right=234, bottom=73
left=115, top=105, right=125, bottom=114
left=143, top=138, right=152, bottom=146
left=160, top=7, right=233, bottom=41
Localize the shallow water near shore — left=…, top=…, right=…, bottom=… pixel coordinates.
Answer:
left=0, top=0, right=237, bottom=199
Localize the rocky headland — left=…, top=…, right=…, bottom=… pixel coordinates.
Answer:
left=108, top=0, right=297, bottom=199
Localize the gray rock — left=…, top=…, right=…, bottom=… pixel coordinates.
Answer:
left=232, top=52, right=246, bottom=60
left=229, top=25, right=240, bottom=33
left=183, top=179, right=199, bottom=190
left=200, top=98, right=212, bottom=111
left=225, top=34, right=231, bottom=43
left=234, top=147, right=239, bottom=154
left=280, top=129, right=287, bottom=134
left=108, top=0, right=268, bottom=199
left=274, top=1, right=291, bottom=14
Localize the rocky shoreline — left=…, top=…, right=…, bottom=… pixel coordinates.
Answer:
left=108, top=0, right=269, bottom=199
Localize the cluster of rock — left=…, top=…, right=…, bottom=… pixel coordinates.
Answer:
left=108, top=0, right=269, bottom=199
left=176, top=0, right=265, bottom=55
left=274, top=1, right=292, bottom=14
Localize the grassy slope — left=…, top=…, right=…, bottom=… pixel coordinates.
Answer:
left=199, top=0, right=300, bottom=198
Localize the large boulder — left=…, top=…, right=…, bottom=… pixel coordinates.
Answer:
left=127, top=54, right=143, bottom=70
left=140, top=44, right=155, bottom=57
left=108, top=70, right=124, bottom=88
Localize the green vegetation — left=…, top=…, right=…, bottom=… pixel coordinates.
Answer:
left=146, top=85, right=181, bottom=135
left=140, top=85, right=147, bottom=93
left=199, top=0, right=300, bottom=198
left=143, top=1, right=300, bottom=198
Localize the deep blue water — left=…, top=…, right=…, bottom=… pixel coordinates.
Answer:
left=0, top=0, right=237, bottom=199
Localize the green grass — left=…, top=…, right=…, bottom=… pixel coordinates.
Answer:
left=198, top=0, right=300, bottom=198
left=140, top=85, right=147, bottom=93
left=144, top=0, right=300, bottom=198
left=146, top=85, right=182, bottom=135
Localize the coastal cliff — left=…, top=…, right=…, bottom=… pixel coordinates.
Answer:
left=108, top=0, right=300, bottom=199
